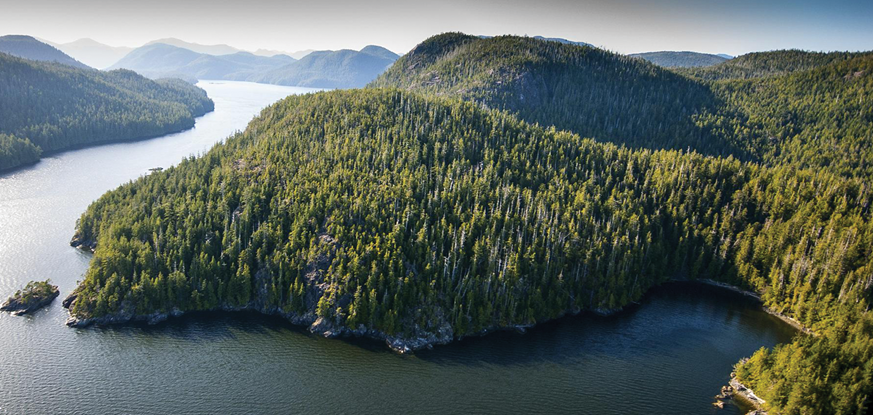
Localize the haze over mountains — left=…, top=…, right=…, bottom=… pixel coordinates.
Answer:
left=44, top=38, right=133, bottom=69
left=0, top=35, right=90, bottom=69
left=107, top=43, right=295, bottom=82
left=8, top=33, right=741, bottom=90
left=111, top=42, right=400, bottom=88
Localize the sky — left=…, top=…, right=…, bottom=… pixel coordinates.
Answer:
left=1, top=0, right=872, bottom=56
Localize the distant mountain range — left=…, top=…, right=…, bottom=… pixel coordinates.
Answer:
left=108, top=43, right=295, bottom=81
left=23, top=35, right=393, bottom=88
left=244, top=45, right=399, bottom=88
left=112, top=42, right=399, bottom=88
left=144, top=38, right=242, bottom=56
left=629, top=51, right=730, bottom=68
left=44, top=38, right=133, bottom=69
left=36, top=37, right=315, bottom=71
left=0, top=35, right=90, bottom=69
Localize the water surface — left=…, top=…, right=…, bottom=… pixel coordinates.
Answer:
left=0, top=81, right=795, bottom=414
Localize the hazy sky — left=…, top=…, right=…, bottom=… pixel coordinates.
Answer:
left=1, top=0, right=871, bottom=55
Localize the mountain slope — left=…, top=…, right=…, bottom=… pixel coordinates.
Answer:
left=0, top=52, right=213, bottom=171
left=65, top=89, right=873, bottom=414
left=250, top=46, right=399, bottom=88
left=144, top=38, right=241, bottom=55
left=693, top=53, right=873, bottom=178
left=371, top=33, right=736, bottom=157
left=0, top=35, right=90, bottom=69
left=629, top=51, right=728, bottom=68
left=50, top=38, right=133, bottom=69
left=375, top=33, right=873, bottom=179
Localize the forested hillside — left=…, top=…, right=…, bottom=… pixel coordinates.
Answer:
left=370, top=34, right=738, bottom=157
left=66, top=89, right=872, bottom=413
left=0, top=52, right=214, bottom=171
left=373, top=34, right=873, bottom=180
left=702, top=54, right=873, bottom=178
left=676, top=49, right=873, bottom=81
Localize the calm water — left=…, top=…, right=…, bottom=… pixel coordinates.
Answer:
left=0, top=81, right=796, bottom=415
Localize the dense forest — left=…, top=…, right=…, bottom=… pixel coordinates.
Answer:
left=67, top=86, right=872, bottom=413
left=372, top=35, right=873, bottom=180
left=676, top=49, right=873, bottom=81
left=370, top=34, right=740, bottom=158
left=0, top=133, right=41, bottom=170
left=0, top=52, right=214, bottom=171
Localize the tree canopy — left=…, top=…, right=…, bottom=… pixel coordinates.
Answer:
left=67, top=33, right=873, bottom=414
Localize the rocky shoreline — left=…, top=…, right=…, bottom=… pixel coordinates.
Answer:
left=730, top=368, right=768, bottom=414
left=697, top=279, right=815, bottom=336
left=62, top=288, right=627, bottom=353
left=60, top=276, right=800, bottom=354
left=2, top=281, right=60, bottom=316
left=712, top=374, right=768, bottom=414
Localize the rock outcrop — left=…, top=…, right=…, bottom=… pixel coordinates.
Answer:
left=1, top=280, right=60, bottom=316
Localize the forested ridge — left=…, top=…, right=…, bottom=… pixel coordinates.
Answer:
left=67, top=34, right=873, bottom=414
left=676, top=49, right=873, bottom=81
left=0, top=52, right=214, bottom=171
left=370, top=34, right=739, bottom=158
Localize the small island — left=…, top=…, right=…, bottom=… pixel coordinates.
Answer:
left=1, top=280, right=60, bottom=316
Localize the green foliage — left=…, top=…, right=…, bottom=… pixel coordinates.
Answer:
left=69, top=34, right=873, bottom=413
left=736, top=313, right=873, bottom=414
left=371, top=34, right=736, bottom=158
left=373, top=35, right=873, bottom=180
left=0, top=52, right=214, bottom=171
left=11, top=280, right=56, bottom=304
left=676, top=49, right=873, bottom=81
left=0, top=134, right=41, bottom=171
left=699, top=55, right=873, bottom=178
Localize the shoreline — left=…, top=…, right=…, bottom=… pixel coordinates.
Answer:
left=2, top=285, right=60, bottom=316
left=696, top=279, right=815, bottom=336
left=0, top=107, right=213, bottom=177
left=62, top=289, right=629, bottom=354
left=729, top=369, right=768, bottom=414
left=61, top=276, right=808, bottom=355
